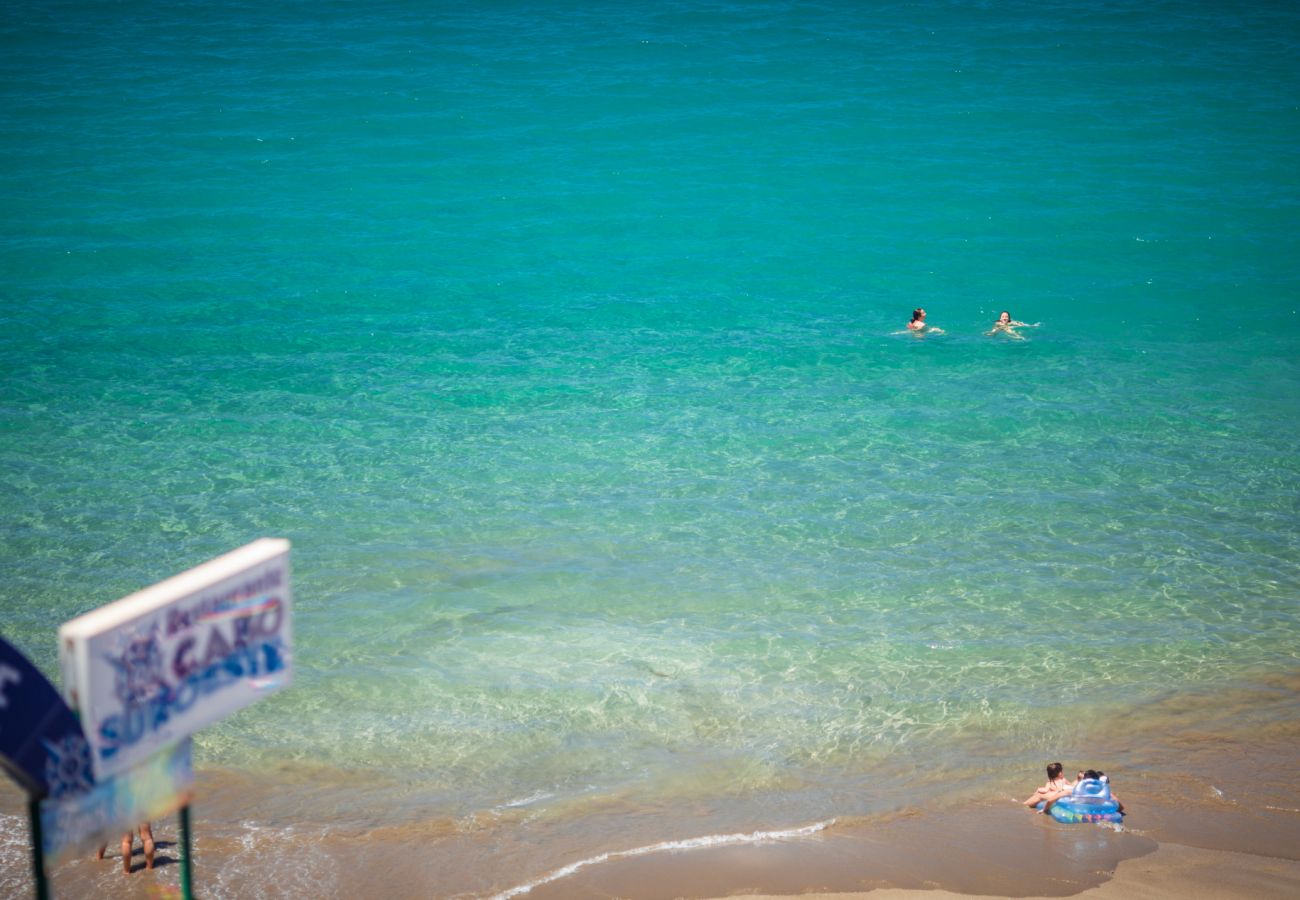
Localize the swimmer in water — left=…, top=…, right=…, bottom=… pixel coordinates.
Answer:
left=985, top=310, right=1039, bottom=339
left=905, top=308, right=943, bottom=335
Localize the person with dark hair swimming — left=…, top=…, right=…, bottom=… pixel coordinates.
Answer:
left=906, top=308, right=943, bottom=335
left=986, top=310, right=1039, bottom=339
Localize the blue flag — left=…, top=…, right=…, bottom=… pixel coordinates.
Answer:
left=0, top=635, right=95, bottom=799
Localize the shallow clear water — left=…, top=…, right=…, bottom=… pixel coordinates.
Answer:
left=3, top=0, right=1299, bottom=889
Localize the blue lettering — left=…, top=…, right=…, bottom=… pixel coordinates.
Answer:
left=121, top=705, right=145, bottom=746
left=171, top=676, right=198, bottom=714
left=263, top=640, right=285, bottom=672
left=99, top=716, right=122, bottom=758
left=149, top=692, right=171, bottom=731
left=94, top=639, right=289, bottom=757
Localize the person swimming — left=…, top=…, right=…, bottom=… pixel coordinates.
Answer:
left=986, top=310, right=1039, bottom=339
left=905, top=308, right=943, bottom=335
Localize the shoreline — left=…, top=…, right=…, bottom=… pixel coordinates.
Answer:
left=507, top=720, right=1300, bottom=900
left=519, top=795, right=1300, bottom=900
left=711, top=842, right=1300, bottom=900
left=5, top=707, right=1299, bottom=898
left=11, top=806, right=1300, bottom=900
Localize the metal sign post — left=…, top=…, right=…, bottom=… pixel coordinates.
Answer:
left=27, top=798, right=49, bottom=900
left=179, top=804, right=194, bottom=899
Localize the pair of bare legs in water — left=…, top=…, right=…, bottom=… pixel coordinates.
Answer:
left=96, top=823, right=155, bottom=874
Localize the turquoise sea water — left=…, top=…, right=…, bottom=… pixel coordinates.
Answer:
left=3, top=0, right=1299, bottom=893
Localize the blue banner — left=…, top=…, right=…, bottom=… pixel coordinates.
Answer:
left=0, top=635, right=95, bottom=799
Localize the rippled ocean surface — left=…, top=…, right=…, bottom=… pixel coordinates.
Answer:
left=2, top=0, right=1298, bottom=894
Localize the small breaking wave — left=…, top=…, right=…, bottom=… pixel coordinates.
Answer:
left=486, top=818, right=835, bottom=899
left=497, top=791, right=555, bottom=810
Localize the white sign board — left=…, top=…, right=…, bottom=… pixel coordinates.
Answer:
left=59, top=539, right=292, bottom=781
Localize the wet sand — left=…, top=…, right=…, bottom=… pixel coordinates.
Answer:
left=5, top=702, right=1299, bottom=898
left=525, top=794, right=1300, bottom=900
left=714, top=843, right=1300, bottom=900
left=29, top=790, right=1292, bottom=900
left=514, top=717, right=1300, bottom=900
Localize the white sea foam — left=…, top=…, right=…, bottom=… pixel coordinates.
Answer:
left=486, top=819, right=835, bottom=900
left=0, top=814, right=32, bottom=899
left=201, top=821, right=343, bottom=900
left=498, top=792, right=554, bottom=809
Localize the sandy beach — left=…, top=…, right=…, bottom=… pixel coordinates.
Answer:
left=521, top=796, right=1300, bottom=900
left=6, top=674, right=1300, bottom=900
left=6, top=725, right=1295, bottom=899
left=719, top=843, right=1300, bottom=900
left=501, top=708, right=1300, bottom=900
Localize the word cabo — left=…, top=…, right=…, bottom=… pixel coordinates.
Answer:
left=60, top=539, right=293, bottom=781
left=99, top=598, right=287, bottom=761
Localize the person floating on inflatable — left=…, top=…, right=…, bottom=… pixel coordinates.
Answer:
left=1038, top=769, right=1126, bottom=824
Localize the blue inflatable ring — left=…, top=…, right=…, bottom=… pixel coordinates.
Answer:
left=1037, top=778, right=1123, bottom=824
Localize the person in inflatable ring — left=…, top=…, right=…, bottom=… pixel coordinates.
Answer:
left=1041, top=769, right=1126, bottom=816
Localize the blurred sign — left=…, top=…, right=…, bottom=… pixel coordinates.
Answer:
left=41, top=738, right=193, bottom=864
left=59, top=539, right=293, bottom=781
left=0, top=635, right=95, bottom=799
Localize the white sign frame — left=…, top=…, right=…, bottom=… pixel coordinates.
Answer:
left=59, top=539, right=292, bottom=781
